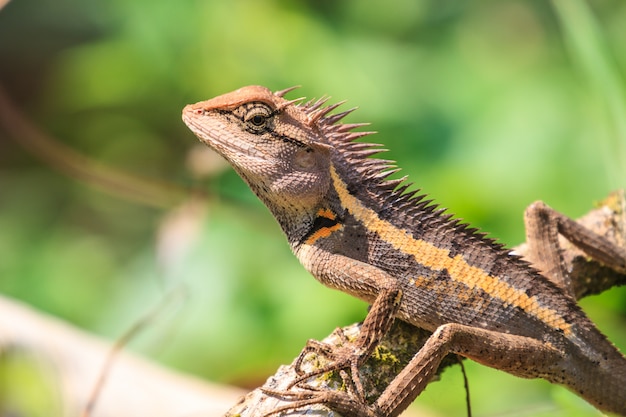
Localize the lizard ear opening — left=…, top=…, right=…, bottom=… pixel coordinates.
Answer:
left=294, top=147, right=317, bottom=170
left=294, top=143, right=331, bottom=172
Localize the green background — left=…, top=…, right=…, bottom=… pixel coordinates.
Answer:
left=1, top=0, right=625, bottom=416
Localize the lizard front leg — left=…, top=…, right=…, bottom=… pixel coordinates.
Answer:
left=275, top=249, right=404, bottom=401
left=287, top=285, right=401, bottom=401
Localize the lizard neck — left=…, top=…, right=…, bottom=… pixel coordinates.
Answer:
left=235, top=160, right=338, bottom=249
left=269, top=203, right=318, bottom=248
left=263, top=189, right=344, bottom=251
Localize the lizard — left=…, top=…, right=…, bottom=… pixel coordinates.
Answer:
left=182, top=85, right=626, bottom=417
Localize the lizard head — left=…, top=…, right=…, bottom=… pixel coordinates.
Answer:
left=183, top=85, right=385, bottom=241
left=183, top=86, right=345, bottom=219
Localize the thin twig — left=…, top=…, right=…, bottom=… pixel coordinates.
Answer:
left=80, top=288, right=187, bottom=417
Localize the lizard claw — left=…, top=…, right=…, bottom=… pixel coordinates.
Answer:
left=258, top=386, right=331, bottom=417
left=293, top=327, right=351, bottom=375
left=293, top=339, right=337, bottom=376
left=262, top=385, right=380, bottom=417
left=287, top=344, right=367, bottom=402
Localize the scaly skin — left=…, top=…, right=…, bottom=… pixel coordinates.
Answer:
left=183, top=85, right=626, bottom=416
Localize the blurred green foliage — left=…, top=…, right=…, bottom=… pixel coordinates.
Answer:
left=1, top=0, right=625, bottom=416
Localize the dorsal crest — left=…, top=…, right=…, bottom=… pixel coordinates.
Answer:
left=280, top=87, right=510, bottom=252
left=286, top=89, right=404, bottom=197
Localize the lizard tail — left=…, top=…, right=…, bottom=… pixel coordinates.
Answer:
left=560, top=337, right=626, bottom=416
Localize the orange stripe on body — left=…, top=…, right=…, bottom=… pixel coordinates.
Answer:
left=305, top=223, right=343, bottom=245
left=329, top=164, right=572, bottom=336
left=304, top=207, right=343, bottom=245
left=317, top=207, right=337, bottom=220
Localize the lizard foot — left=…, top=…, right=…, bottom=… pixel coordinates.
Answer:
left=289, top=329, right=367, bottom=400
left=293, top=326, right=352, bottom=375
left=261, top=385, right=380, bottom=417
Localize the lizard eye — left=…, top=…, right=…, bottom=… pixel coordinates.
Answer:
left=250, top=114, right=266, bottom=126
left=243, top=103, right=274, bottom=133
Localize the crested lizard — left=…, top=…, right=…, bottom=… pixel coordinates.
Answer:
left=182, top=85, right=626, bottom=417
